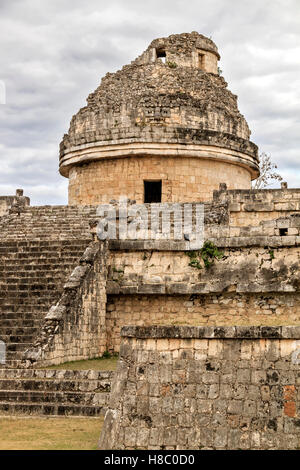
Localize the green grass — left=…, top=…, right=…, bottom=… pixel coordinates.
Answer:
left=43, top=356, right=119, bottom=371
left=0, top=417, right=104, bottom=450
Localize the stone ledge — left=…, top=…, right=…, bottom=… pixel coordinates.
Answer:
left=121, top=325, right=300, bottom=339
left=0, top=368, right=114, bottom=380
left=59, top=140, right=259, bottom=178
left=109, top=235, right=300, bottom=250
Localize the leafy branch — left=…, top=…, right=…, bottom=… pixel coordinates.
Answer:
left=187, top=241, right=224, bottom=269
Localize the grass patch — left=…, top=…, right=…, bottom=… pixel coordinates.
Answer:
left=0, top=417, right=103, bottom=450
left=43, top=356, right=119, bottom=371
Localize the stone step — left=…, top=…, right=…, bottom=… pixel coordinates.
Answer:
left=0, top=313, right=45, bottom=321
left=0, top=379, right=111, bottom=392
left=0, top=369, right=113, bottom=380
left=0, top=248, right=87, bottom=254
left=0, top=311, right=51, bottom=318
left=5, top=342, right=32, bottom=353
left=0, top=360, right=23, bottom=369
left=0, top=259, right=83, bottom=267
left=0, top=249, right=88, bottom=256
left=0, top=367, right=113, bottom=416
left=0, top=326, right=38, bottom=336
left=0, top=288, right=63, bottom=295
left=0, top=334, right=36, bottom=344
left=0, top=402, right=104, bottom=416
left=0, top=319, right=41, bottom=327
left=0, top=234, right=92, bottom=363
left=0, top=250, right=88, bottom=258
left=0, top=268, right=78, bottom=275
left=0, top=305, right=53, bottom=311
left=0, top=332, right=35, bottom=344
left=0, top=390, right=109, bottom=406
left=0, top=275, right=71, bottom=282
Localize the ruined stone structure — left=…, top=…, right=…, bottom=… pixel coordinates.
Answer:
left=100, top=326, right=300, bottom=450
left=0, top=189, right=30, bottom=217
left=59, top=32, right=259, bottom=205
left=0, top=32, right=300, bottom=448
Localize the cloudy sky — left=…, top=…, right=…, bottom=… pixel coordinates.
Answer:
left=0, top=0, right=299, bottom=205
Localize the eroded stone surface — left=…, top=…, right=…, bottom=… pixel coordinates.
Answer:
left=59, top=32, right=259, bottom=204
left=99, top=327, right=300, bottom=450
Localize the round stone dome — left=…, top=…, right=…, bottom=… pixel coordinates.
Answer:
left=59, top=32, right=259, bottom=205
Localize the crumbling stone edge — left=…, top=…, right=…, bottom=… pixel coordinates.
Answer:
left=121, top=325, right=300, bottom=339
left=22, top=241, right=107, bottom=368
left=99, top=324, right=300, bottom=450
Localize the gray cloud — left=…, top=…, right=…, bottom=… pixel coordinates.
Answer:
left=0, top=0, right=299, bottom=204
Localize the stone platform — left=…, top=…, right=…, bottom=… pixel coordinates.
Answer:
left=99, top=325, right=300, bottom=450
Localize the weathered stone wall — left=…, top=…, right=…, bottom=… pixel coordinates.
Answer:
left=134, top=32, right=220, bottom=73
left=23, top=241, right=108, bottom=367
left=1, top=199, right=299, bottom=366
left=213, top=187, right=300, bottom=227
left=99, top=326, right=300, bottom=450
left=0, top=190, right=30, bottom=217
left=104, top=198, right=300, bottom=251
left=106, top=293, right=300, bottom=352
left=108, top=246, right=300, bottom=294
left=0, top=197, right=15, bottom=217
left=106, top=243, right=300, bottom=352
left=68, top=155, right=251, bottom=205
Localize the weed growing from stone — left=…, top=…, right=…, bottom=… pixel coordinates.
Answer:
left=187, top=240, right=224, bottom=269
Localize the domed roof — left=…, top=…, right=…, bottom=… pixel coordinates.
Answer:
left=59, top=32, right=259, bottom=178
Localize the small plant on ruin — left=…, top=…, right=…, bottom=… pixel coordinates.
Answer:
left=217, top=66, right=223, bottom=76
left=112, top=266, right=124, bottom=282
left=112, top=267, right=124, bottom=273
left=102, top=350, right=112, bottom=359
left=167, top=61, right=177, bottom=68
left=187, top=241, right=224, bottom=269
left=268, top=249, right=275, bottom=260
left=187, top=251, right=203, bottom=269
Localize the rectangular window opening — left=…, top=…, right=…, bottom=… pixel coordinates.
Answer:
left=156, top=48, right=166, bottom=63
left=279, top=228, right=288, bottom=236
left=144, top=180, right=162, bottom=203
left=198, top=53, right=205, bottom=70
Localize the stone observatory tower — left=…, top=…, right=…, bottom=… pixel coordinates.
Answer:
left=59, top=32, right=259, bottom=205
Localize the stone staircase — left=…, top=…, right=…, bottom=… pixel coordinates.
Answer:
left=0, top=205, right=114, bottom=417
left=0, top=239, right=92, bottom=367
left=0, top=205, right=98, bottom=241
left=0, top=205, right=98, bottom=368
left=0, top=368, right=113, bottom=416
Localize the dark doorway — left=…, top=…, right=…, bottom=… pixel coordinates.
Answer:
left=156, top=48, right=166, bottom=63
left=144, top=180, right=162, bottom=203
left=198, top=53, right=205, bottom=70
